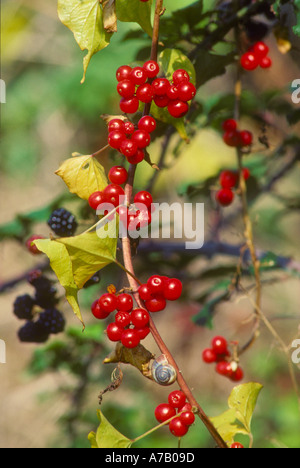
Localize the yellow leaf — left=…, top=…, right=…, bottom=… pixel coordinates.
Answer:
left=55, top=154, right=108, bottom=201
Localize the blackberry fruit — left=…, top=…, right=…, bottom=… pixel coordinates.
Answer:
left=48, top=208, right=78, bottom=237
left=18, top=321, right=49, bottom=343
left=13, top=294, right=35, bottom=320
left=29, top=275, right=58, bottom=308
left=37, top=309, right=66, bottom=335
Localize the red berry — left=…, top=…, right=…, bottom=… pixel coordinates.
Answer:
left=135, top=326, right=150, bottom=340
left=138, top=115, right=156, bottom=133
left=147, top=275, right=166, bottom=295
left=98, top=293, right=117, bottom=313
left=212, top=336, right=228, bottom=355
left=120, top=97, right=139, bottom=114
left=131, top=308, right=150, bottom=328
left=103, top=184, right=125, bottom=207
left=124, top=121, right=135, bottom=135
left=169, top=418, right=189, bottom=437
left=116, top=293, right=133, bottom=312
left=143, top=60, right=160, bottom=78
left=216, top=188, right=234, bottom=207
left=168, top=390, right=186, bottom=409
left=152, top=78, right=170, bottom=96
left=108, top=166, right=128, bottom=185
left=178, top=402, right=192, bottom=413
left=202, top=348, right=217, bottom=364
left=222, top=119, right=237, bottom=132
left=219, top=170, right=238, bottom=189
left=88, top=191, right=108, bottom=210
left=167, top=100, right=189, bottom=118
left=153, top=94, right=170, bottom=108
left=121, top=328, right=140, bottom=348
left=115, top=311, right=131, bottom=328
left=240, top=52, right=259, bottom=71
left=155, top=403, right=176, bottom=423
left=223, top=130, right=240, bottom=147
left=253, top=41, right=269, bottom=58
left=138, top=284, right=153, bottom=301
left=230, top=366, right=244, bottom=382
left=91, top=300, right=111, bottom=320
left=131, top=130, right=151, bottom=149
left=145, top=296, right=166, bottom=313
left=242, top=167, right=250, bottom=180
left=134, top=190, right=153, bottom=208
left=117, top=79, right=136, bottom=98
left=108, top=118, right=125, bottom=132
left=259, top=56, right=272, bottom=69
left=172, top=69, right=190, bottom=85
left=177, top=82, right=196, bottom=102
left=216, top=361, right=233, bottom=377
left=167, top=85, right=180, bottom=100
left=179, top=411, right=195, bottom=426
left=120, top=139, right=139, bottom=157
left=26, top=235, right=44, bottom=255
left=108, top=130, right=126, bottom=150
left=116, top=65, right=132, bottom=82
left=231, top=442, right=244, bottom=448
left=106, top=322, right=123, bottom=342
left=136, top=83, right=154, bottom=103
left=126, top=149, right=145, bottom=164
left=129, top=66, right=148, bottom=85
left=163, top=278, right=182, bottom=301
left=239, top=130, right=253, bottom=147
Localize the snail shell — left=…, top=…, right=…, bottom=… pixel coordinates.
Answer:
left=151, top=355, right=177, bottom=386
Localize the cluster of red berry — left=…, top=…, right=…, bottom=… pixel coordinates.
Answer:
left=138, top=275, right=183, bottom=313
left=107, top=115, right=156, bottom=165
left=222, top=118, right=253, bottom=148
left=91, top=291, right=150, bottom=348
left=240, top=41, right=272, bottom=71
left=154, top=390, right=195, bottom=438
left=118, top=190, right=153, bottom=232
left=116, top=61, right=196, bottom=119
left=202, top=336, right=244, bottom=382
left=215, top=167, right=250, bottom=207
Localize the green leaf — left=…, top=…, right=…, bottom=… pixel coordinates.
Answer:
left=88, top=410, right=132, bottom=448
left=55, top=153, right=108, bottom=201
left=194, top=51, right=236, bottom=88
left=115, top=0, right=153, bottom=37
left=57, top=0, right=113, bottom=83
left=211, top=382, right=263, bottom=447
left=34, top=226, right=117, bottom=327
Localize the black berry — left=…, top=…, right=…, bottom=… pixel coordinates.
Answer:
left=37, top=309, right=66, bottom=334
left=18, top=321, right=49, bottom=343
left=48, top=208, right=78, bottom=237
left=13, top=294, right=35, bottom=320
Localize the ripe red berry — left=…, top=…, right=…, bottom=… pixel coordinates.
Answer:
left=136, top=83, right=154, bottom=103
left=202, top=348, right=217, bottom=364
left=239, top=130, right=253, bottom=147
left=138, top=115, right=156, bottom=133
left=120, top=97, right=139, bottom=114
left=177, top=81, right=196, bottom=102
left=147, top=275, right=165, bottom=295
left=124, top=121, right=135, bottom=135
left=216, top=361, right=233, bottom=377
left=216, top=188, right=234, bottom=207
left=91, top=300, right=111, bottom=320
left=143, top=60, right=160, bottom=78
left=223, top=130, right=240, bottom=147
left=219, top=170, right=238, bottom=189
left=253, top=41, right=269, bottom=58
left=152, top=78, right=170, bottom=96
left=230, top=366, right=244, bottom=382
left=231, top=442, right=244, bottom=448
left=88, top=191, right=108, bottom=210
left=168, top=390, right=186, bottom=409
left=153, top=95, right=170, bottom=108
left=155, top=403, right=176, bottom=423
left=117, top=79, right=136, bottom=98
left=126, top=149, right=145, bottom=164
left=172, top=69, right=190, bottom=85
left=108, top=118, right=125, bottom=132
left=212, top=336, right=228, bottom=355
left=138, top=284, right=153, bottom=301
left=130, top=66, right=148, bottom=85
left=108, top=166, right=128, bottom=185
left=131, top=308, right=150, bottom=328
left=167, top=100, right=189, bottom=118
left=179, top=411, right=195, bottom=426
left=120, top=139, right=139, bottom=157
left=242, top=167, right=250, bottom=180
left=167, top=85, right=180, bottom=100
left=145, top=296, right=166, bottom=313
left=259, top=56, right=272, bottom=69
left=134, top=190, right=153, bottom=208
left=26, top=235, right=44, bottom=255
left=116, top=65, right=132, bottom=82
left=115, top=310, right=131, bottom=328
left=163, top=278, right=182, bottom=301
left=103, top=184, right=125, bottom=207
left=98, top=293, right=117, bottom=313
left=116, top=293, right=133, bottom=312
left=136, top=326, right=150, bottom=340
left=240, top=52, right=259, bottom=71
left=169, top=418, right=189, bottom=437
left=178, top=402, right=192, bottom=413
left=106, top=322, right=123, bottom=342
left=108, top=130, right=126, bottom=150
left=131, top=130, right=151, bottom=149
left=222, top=119, right=237, bottom=132
left=121, top=328, right=140, bottom=348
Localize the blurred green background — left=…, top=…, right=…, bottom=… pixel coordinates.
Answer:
left=0, top=0, right=300, bottom=448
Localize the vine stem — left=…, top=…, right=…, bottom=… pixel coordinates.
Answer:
left=120, top=0, right=228, bottom=449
